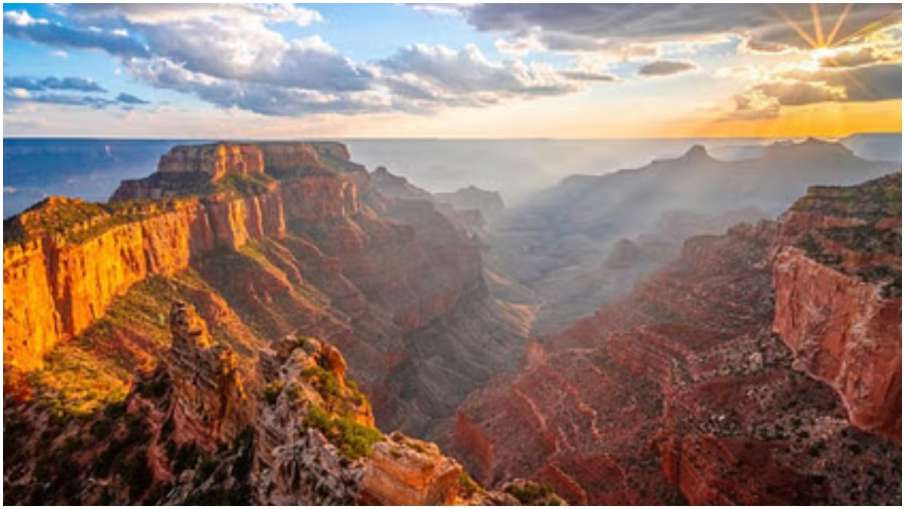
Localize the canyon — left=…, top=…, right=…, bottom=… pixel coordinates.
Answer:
left=3, top=141, right=543, bottom=504
left=3, top=139, right=901, bottom=505
left=449, top=174, right=901, bottom=504
left=489, top=139, right=898, bottom=334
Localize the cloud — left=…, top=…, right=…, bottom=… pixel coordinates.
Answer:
left=4, top=88, right=150, bottom=110
left=64, top=4, right=322, bottom=27
left=3, top=4, right=617, bottom=118
left=380, top=44, right=576, bottom=97
left=4, top=186, right=17, bottom=195
left=411, top=4, right=467, bottom=18
left=820, top=46, right=900, bottom=68
left=753, top=80, right=846, bottom=106
left=560, top=70, right=618, bottom=82
left=115, top=92, right=149, bottom=105
left=730, top=62, right=901, bottom=119
left=4, top=75, right=106, bottom=92
left=123, top=57, right=393, bottom=116
left=638, top=60, right=697, bottom=77
left=783, top=63, right=902, bottom=102
left=465, top=4, right=901, bottom=53
left=3, top=10, right=150, bottom=58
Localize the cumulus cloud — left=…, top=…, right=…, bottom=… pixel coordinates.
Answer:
left=123, top=57, right=394, bottom=116
left=753, top=80, right=846, bottom=106
left=638, top=60, right=697, bottom=77
left=4, top=75, right=106, bottom=92
left=820, top=46, right=900, bottom=68
left=3, top=10, right=150, bottom=58
left=782, top=63, right=902, bottom=102
left=729, top=61, right=901, bottom=120
left=465, top=4, right=901, bottom=53
left=380, top=44, right=576, bottom=98
left=5, top=5, right=582, bottom=118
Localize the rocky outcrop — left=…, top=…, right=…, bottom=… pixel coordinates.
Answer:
left=361, top=432, right=462, bottom=505
left=4, top=140, right=536, bottom=505
left=158, top=143, right=265, bottom=180
left=434, top=185, right=505, bottom=220
left=451, top=175, right=901, bottom=505
left=772, top=174, right=901, bottom=441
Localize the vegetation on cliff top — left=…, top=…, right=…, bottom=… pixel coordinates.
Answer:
left=3, top=195, right=192, bottom=247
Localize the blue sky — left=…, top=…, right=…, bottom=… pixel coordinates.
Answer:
left=3, top=3, right=901, bottom=138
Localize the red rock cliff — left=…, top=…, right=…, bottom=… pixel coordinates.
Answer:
left=772, top=174, right=901, bottom=441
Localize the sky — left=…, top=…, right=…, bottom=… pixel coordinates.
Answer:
left=2, top=3, right=902, bottom=139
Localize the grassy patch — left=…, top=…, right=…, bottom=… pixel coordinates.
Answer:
left=303, top=403, right=382, bottom=460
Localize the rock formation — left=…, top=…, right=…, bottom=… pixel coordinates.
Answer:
left=3, top=297, right=524, bottom=505
left=434, top=185, right=505, bottom=220
left=772, top=174, right=901, bottom=441
left=2, top=141, right=540, bottom=505
left=157, top=143, right=265, bottom=180
left=450, top=174, right=901, bottom=504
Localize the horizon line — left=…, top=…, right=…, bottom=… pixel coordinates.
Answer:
left=3, top=131, right=902, bottom=142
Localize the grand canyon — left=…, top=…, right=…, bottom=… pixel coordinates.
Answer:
left=3, top=137, right=901, bottom=505
left=3, top=2, right=903, bottom=507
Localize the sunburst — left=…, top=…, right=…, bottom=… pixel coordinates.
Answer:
left=772, top=4, right=897, bottom=103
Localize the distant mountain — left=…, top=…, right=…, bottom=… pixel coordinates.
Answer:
left=3, top=139, right=193, bottom=217
left=487, top=138, right=900, bottom=334
left=842, top=132, right=902, bottom=162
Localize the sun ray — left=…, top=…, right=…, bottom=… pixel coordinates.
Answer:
left=830, top=9, right=902, bottom=48
left=826, top=4, right=853, bottom=47
left=772, top=5, right=819, bottom=49
left=811, top=3, right=826, bottom=47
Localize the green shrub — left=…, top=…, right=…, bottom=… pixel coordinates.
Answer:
left=334, top=416, right=382, bottom=460
left=263, top=380, right=284, bottom=406
left=459, top=471, right=481, bottom=498
left=303, top=404, right=382, bottom=460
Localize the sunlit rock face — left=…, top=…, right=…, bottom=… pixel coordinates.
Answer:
left=157, top=143, right=265, bottom=181
left=772, top=174, right=901, bottom=441
left=450, top=174, right=902, bottom=505
left=2, top=141, right=542, bottom=505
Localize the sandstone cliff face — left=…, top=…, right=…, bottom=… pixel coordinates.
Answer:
left=450, top=175, right=901, bottom=505
left=158, top=143, right=265, bottom=181
left=772, top=174, right=901, bottom=441
left=4, top=141, right=531, bottom=505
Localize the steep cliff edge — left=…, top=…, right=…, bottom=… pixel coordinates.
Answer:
left=450, top=174, right=901, bottom=504
left=772, top=174, right=901, bottom=441
left=5, top=299, right=541, bottom=504
left=4, top=141, right=539, bottom=504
